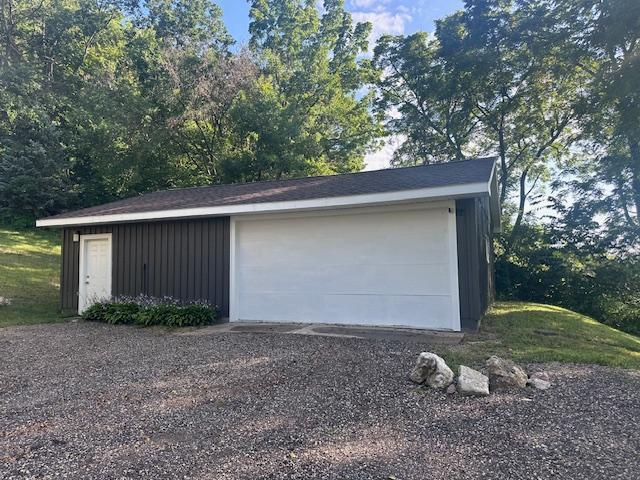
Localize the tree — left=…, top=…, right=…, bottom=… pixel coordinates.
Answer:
left=0, top=0, right=239, bottom=219
left=372, top=32, right=478, bottom=165
left=159, top=47, right=259, bottom=184
left=0, top=0, right=134, bottom=216
left=0, top=110, right=71, bottom=224
left=143, top=0, right=232, bottom=48
left=372, top=0, right=586, bottom=250
left=238, top=0, right=382, bottom=180
left=552, top=0, right=640, bottom=237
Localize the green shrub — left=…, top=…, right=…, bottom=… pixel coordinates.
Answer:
left=82, top=302, right=109, bottom=322
left=82, top=296, right=217, bottom=327
left=82, top=301, right=140, bottom=324
left=135, top=304, right=171, bottom=327
left=138, top=303, right=215, bottom=327
left=104, top=302, right=141, bottom=325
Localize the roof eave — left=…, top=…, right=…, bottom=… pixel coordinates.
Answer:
left=36, top=182, right=491, bottom=228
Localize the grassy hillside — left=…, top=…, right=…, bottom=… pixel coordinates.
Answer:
left=443, top=302, right=640, bottom=370
left=0, top=228, right=63, bottom=327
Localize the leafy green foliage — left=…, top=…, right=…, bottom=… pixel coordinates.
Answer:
left=82, top=297, right=217, bottom=327
left=239, top=0, right=382, bottom=180
left=372, top=0, right=586, bottom=250
left=0, top=111, right=71, bottom=226
left=496, top=222, right=640, bottom=336
left=83, top=301, right=141, bottom=325
left=135, top=303, right=215, bottom=327
left=552, top=0, right=640, bottom=234
left=0, top=0, right=381, bottom=226
left=372, top=33, right=475, bottom=165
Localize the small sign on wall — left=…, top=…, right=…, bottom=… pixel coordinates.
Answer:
left=73, top=233, right=80, bottom=242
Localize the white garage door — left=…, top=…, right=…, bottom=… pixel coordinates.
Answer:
left=231, top=204, right=460, bottom=330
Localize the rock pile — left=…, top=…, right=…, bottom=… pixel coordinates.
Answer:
left=410, top=353, right=552, bottom=397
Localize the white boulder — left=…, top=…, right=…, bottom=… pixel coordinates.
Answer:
left=457, top=365, right=490, bottom=396
left=409, top=352, right=454, bottom=389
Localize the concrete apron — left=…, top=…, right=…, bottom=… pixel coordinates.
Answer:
left=178, top=321, right=464, bottom=345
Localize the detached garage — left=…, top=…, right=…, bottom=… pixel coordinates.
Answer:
left=37, top=157, right=500, bottom=331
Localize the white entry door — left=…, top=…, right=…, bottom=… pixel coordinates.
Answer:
left=231, top=203, right=461, bottom=330
left=79, top=234, right=112, bottom=313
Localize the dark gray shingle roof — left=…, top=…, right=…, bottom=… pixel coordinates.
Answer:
left=43, top=157, right=496, bottom=221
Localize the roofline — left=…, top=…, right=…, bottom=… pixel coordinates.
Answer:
left=36, top=181, right=491, bottom=227
left=149, top=155, right=499, bottom=194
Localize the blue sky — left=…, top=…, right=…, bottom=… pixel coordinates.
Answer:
left=217, top=0, right=464, bottom=47
left=216, top=0, right=465, bottom=169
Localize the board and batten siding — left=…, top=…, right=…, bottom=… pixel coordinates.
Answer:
left=60, top=217, right=230, bottom=316
left=455, top=197, right=494, bottom=331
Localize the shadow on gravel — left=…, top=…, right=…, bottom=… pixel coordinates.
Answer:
left=0, top=322, right=638, bottom=480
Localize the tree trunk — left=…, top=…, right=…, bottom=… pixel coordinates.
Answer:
left=498, top=120, right=508, bottom=204
left=629, top=139, right=640, bottom=223
left=506, top=168, right=528, bottom=254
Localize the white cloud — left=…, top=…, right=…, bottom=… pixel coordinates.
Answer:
left=364, top=135, right=404, bottom=171
left=351, top=9, right=412, bottom=51
left=350, top=0, right=388, bottom=8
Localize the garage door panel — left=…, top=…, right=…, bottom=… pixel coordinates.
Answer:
left=234, top=205, right=459, bottom=330
left=237, top=210, right=450, bottom=267
left=239, top=241, right=450, bottom=267
left=239, top=262, right=452, bottom=296
left=238, top=292, right=454, bottom=329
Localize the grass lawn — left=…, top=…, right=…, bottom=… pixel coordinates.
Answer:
left=442, top=302, right=640, bottom=370
left=0, top=227, right=63, bottom=327
left=1, top=226, right=638, bottom=369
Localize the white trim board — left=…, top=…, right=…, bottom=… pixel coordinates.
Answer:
left=229, top=216, right=238, bottom=323
left=36, top=182, right=490, bottom=227
left=78, top=233, right=112, bottom=314
left=447, top=200, right=462, bottom=331
left=234, top=200, right=453, bottom=223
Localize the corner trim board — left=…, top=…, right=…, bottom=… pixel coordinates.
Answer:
left=448, top=200, right=462, bottom=331
left=228, top=217, right=238, bottom=322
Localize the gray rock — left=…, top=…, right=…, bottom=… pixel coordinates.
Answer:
left=446, top=384, right=457, bottom=395
left=457, top=366, right=490, bottom=396
left=409, top=352, right=454, bottom=388
left=528, top=377, right=551, bottom=390
left=528, top=372, right=552, bottom=390
left=529, top=371, right=550, bottom=383
left=486, top=355, right=528, bottom=391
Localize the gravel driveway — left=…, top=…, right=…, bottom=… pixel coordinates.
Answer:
left=1, top=322, right=638, bottom=479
